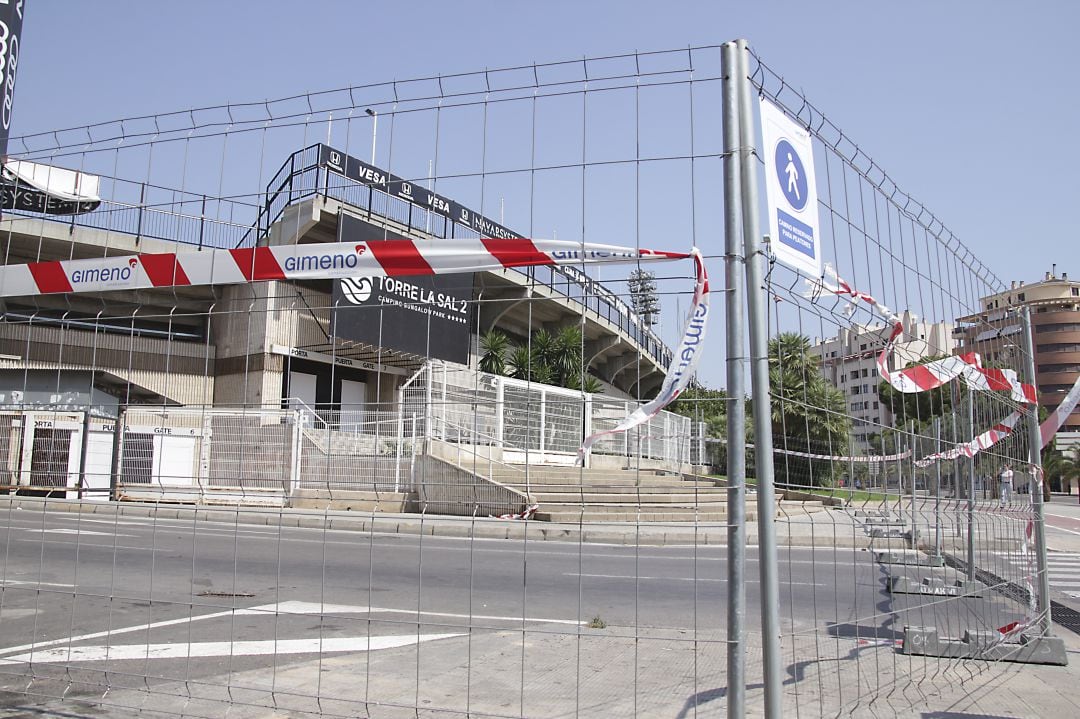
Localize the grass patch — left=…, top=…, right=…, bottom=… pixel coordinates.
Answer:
left=799, top=488, right=889, bottom=504
left=587, top=615, right=607, bottom=629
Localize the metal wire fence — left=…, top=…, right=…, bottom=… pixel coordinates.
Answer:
left=0, top=39, right=1072, bottom=719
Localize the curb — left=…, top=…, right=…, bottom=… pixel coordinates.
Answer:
left=1, top=496, right=875, bottom=548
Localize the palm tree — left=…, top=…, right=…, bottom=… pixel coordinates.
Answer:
left=1044, top=445, right=1080, bottom=495
left=493, top=326, right=601, bottom=392
left=479, top=330, right=510, bottom=376
left=768, top=332, right=852, bottom=486
left=550, top=325, right=584, bottom=386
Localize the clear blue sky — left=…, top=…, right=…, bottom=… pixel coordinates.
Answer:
left=9, top=1, right=1079, bottom=387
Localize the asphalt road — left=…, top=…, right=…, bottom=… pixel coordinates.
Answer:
left=0, top=506, right=1037, bottom=715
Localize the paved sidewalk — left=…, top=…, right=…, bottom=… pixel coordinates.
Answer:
left=2, top=606, right=1077, bottom=718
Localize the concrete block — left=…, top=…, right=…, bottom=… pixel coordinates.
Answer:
left=889, top=575, right=985, bottom=597
left=875, top=551, right=945, bottom=567
left=902, top=625, right=1068, bottom=665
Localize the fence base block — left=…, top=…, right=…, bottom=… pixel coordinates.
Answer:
left=902, top=626, right=1068, bottom=665
left=875, top=551, right=944, bottom=567
left=869, top=526, right=915, bottom=539
left=863, top=516, right=906, bottom=526
left=889, top=575, right=984, bottom=597
left=854, top=509, right=891, bottom=518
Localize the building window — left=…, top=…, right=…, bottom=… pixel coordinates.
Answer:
left=873, top=401, right=879, bottom=410
left=861, top=368, right=869, bottom=378
left=1018, top=293, right=1026, bottom=302
left=1073, top=288, right=1079, bottom=296
left=852, top=386, right=861, bottom=395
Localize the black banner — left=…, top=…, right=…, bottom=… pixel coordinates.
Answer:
left=1, top=179, right=100, bottom=214
left=319, top=144, right=523, bottom=241
left=331, top=213, right=473, bottom=364
left=0, top=0, right=24, bottom=161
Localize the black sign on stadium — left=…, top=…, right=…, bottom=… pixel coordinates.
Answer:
left=331, top=213, right=474, bottom=364
left=319, top=144, right=523, bottom=241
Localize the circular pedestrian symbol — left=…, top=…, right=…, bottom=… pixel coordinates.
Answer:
left=774, top=139, right=808, bottom=211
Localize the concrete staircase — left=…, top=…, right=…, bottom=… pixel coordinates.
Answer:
left=289, top=488, right=409, bottom=512
left=485, top=465, right=765, bottom=522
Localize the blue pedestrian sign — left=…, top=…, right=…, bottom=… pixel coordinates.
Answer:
left=774, top=139, right=808, bottom=211
left=760, top=99, right=822, bottom=277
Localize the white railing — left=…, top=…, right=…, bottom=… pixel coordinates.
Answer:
left=398, top=361, right=693, bottom=469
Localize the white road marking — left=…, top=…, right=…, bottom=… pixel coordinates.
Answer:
left=0, top=601, right=584, bottom=659
left=0, top=605, right=281, bottom=658
left=566, top=572, right=825, bottom=586
left=270, top=600, right=587, bottom=621
left=1046, top=524, right=1080, bottom=537
left=0, top=633, right=464, bottom=664
left=2, top=580, right=78, bottom=589
left=16, top=529, right=134, bottom=538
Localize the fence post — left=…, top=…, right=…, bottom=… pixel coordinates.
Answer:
left=582, top=392, right=592, bottom=469
left=735, top=38, right=783, bottom=718
left=495, top=377, right=505, bottom=448
left=1020, top=305, right=1053, bottom=635
left=539, top=389, right=547, bottom=458
left=966, top=387, right=976, bottom=581
left=289, top=410, right=303, bottom=496
left=108, top=408, right=126, bottom=501
left=198, top=194, right=207, bottom=249
left=909, top=420, right=918, bottom=549
left=721, top=38, right=747, bottom=719
left=135, top=183, right=146, bottom=242
left=933, top=417, right=943, bottom=562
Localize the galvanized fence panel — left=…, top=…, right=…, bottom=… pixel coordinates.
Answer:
left=0, top=40, right=1070, bottom=719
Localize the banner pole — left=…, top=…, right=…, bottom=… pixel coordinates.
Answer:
left=1020, top=306, right=1053, bottom=635
left=735, top=38, right=783, bottom=718
left=721, top=40, right=746, bottom=719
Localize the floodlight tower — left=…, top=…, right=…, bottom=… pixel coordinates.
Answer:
left=628, top=269, right=660, bottom=326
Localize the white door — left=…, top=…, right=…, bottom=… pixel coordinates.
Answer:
left=153, top=435, right=197, bottom=486
left=340, top=379, right=367, bottom=426
left=288, top=371, right=318, bottom=420
left=82, top=429, right=114, bottom=500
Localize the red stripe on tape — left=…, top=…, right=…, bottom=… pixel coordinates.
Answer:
left=903, top=363, right=943, bottom=391
left=140, top=253, right=191, bottom=287
left=230, top=247, right=286, bottom=281
left=28, top=262, right=73, bottom=294
left=366, top=240, right=435, bottom=276
left=481, top=239, right=555, bottom=269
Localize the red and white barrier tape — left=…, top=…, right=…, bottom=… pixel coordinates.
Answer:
left=495, top=504, right=540, bottom=521
left=0, top=238, right=707, bottom=459
left=806, top=265, right=1036, bottom=405
left=578, top=249, right=709, bottom=463
left=703, top=437, right=910, bottom=463
left=0, top=238, right=689, bottom=297
left=805, top=264, right=1041, bottom=465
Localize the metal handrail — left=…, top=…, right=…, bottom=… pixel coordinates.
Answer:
left=248, top=145, right=673, bottom=368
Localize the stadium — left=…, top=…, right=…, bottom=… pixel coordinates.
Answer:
left=0, top=142, right=707, bottom=516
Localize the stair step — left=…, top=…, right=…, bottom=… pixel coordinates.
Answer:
left=289, top=489, right=408, bottom=512
left=527, top=493, right=731, bottom=505
left=535, top=511, right=747, bottom=523
left=494, top=478, right=720, bottom=488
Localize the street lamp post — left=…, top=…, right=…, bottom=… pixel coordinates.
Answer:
left=365, top=108, right=377, bottom=165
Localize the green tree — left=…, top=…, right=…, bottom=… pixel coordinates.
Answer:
left=484, top=327, right=600, bottom=393
left=1043, top=445, right=1080, bottom=495
left=768, top=332, right=852, bottom=486
left=479, top=330, right=510, bottom=376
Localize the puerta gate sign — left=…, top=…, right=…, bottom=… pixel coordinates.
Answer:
left=331, top=213, right=473, bottom=364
